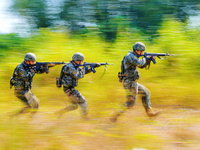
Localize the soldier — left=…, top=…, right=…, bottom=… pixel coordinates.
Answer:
left=110, top=42, right=161, bottom=122
left=10, top=53, right=49, bottom=116
left=55, top=52, right=100, bottom=118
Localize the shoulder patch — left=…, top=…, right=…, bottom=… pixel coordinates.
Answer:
left=73, top=70, right=76, bottom=74
left=20, top=70, right=25, bottom=76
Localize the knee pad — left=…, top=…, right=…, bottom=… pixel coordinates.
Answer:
left=79, top=101, right=87, bottom=116
left=25, top=91, right=40, bottom=109
left=123, top=95, right=136, bottom=108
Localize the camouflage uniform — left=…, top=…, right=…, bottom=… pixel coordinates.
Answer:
left=110, top=42, right=160, bottom=122
left=122, top=51, right=151, bottom=110
left=57, top=61, right=93, bottom=117
left=11, top=60, right=47, bottom=115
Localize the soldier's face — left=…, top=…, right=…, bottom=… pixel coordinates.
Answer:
left=26, top=61, right=35, bottom=65
left=135, top=50, right=144, bottom=55
left=75, top=60, right=83, bottom=65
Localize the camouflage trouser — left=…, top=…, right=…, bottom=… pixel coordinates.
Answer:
left=14, top=89, right=39, bottom=109
left=123, top=80, right=151, bottom=110
left=63, top=86, right=87, bottom=115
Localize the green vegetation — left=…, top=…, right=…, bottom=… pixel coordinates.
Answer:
left=1, top=19, right=200, bottom=149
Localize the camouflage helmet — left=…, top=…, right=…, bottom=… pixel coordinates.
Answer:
left=24, top=53, right=36, bottom=62
left=72, top=52, right=85, bottom=61
left=133, top=42, right=146, bottom=51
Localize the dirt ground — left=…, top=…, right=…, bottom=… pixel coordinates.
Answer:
left=1, top=104, right=200, bottom=150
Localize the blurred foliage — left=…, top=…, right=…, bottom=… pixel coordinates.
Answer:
left=0, top=34, right=24, bottom=50
left=12, top=0, right=50, bottom=28
left=12, top=0, right=200, bottom=42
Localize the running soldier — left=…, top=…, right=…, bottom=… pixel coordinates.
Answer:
left=10, top=53, right=49, bottom=116
left=55, top=52, right=100, bottom=118
left=110, top=42, right=161, bottom=122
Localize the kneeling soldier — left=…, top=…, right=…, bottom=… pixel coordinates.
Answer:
left=10, top=53, right=49, bottom=116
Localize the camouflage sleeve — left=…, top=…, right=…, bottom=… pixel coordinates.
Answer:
left=63, top=65, right=85, bottom=79
left=138, top=57, right=151, bottom=68
left=126, top=54, right=147, bottom=68
left=136, top=57, right=148, bottom=68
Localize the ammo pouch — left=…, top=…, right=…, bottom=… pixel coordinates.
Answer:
left=118, top=72, right=124, bottom=83
left=56, top=77, right=62, bottom=88
left=10, top=77, right=15, bottom=89
left=118, top=70, right=140, bottom=82
left=133, top=70, right=140, bottom=80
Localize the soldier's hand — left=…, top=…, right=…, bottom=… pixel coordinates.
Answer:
left=44, top=65, right=49, bottom=74
left=35, top=65, right=40, bottom=72
left=78, top=68, right=82, bottom=71
left=147, top=56, right=155, bottom=60
left=38, top=65, right=49, bottom=74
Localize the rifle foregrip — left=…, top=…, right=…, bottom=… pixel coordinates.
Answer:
left=91, top=67, right=96, bottom=73
left=152, top=59, right=156, bottom=64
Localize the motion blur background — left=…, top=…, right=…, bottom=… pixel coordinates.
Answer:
left=1, top=0, right=200, bottom=149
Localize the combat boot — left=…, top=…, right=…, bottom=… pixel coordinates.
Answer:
left=109, top=110, right=121, bottom=122
left=55, top=110, right=64, bottom=119
left=145, top=107, right=161, bottom=117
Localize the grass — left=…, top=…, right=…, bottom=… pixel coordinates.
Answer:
left=1, top=30, right=200, bottom=149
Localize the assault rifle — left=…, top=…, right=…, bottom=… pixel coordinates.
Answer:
left=139, top=52, right=175, bottom=64
left=76, top=62, right=113, bottom=73
left=25, top=61, right=65, bottom=73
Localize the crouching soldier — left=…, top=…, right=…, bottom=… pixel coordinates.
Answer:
left=55, top=52, right=100, bottom=118
left=10, top=53, right=49, bottom=116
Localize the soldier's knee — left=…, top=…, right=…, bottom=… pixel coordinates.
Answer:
left=143, top=89, right=151, bottom=97
left=126, top=95, right=136, bottom=101
left=72, top=104, right=78, bottom=109
left=123, top=99, right=135, bottom=108
left=24, top=91, right=40, bottom=109
left=79, top=100, right=87, bottom=108
left=66, top=104, right=78, bottom=111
